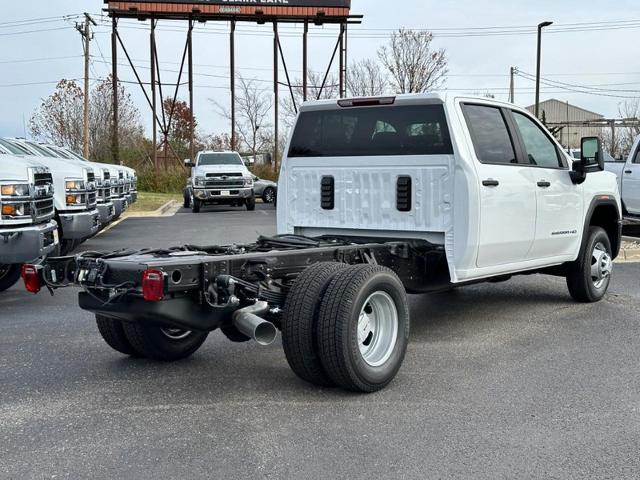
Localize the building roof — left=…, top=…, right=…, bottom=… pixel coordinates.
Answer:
left=526, top=98, right=604, bottom=119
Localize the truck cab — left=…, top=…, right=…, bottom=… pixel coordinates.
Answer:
left=605, top=135, right=640, bottom=217
left=185, top=151, right=256, bottom=212
left=2, top=138, right=100, bottom=254
left=0, top=153, right=58, bottom=292
left=278, top=94, right=621, bottom=287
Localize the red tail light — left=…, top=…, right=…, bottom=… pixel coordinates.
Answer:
left=21, top=264, right=41, bottom=294
left=142, top=269, right=165, bottom=302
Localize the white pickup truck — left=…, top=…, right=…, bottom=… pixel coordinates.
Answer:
left=26, top=94, right=621, bottom=393
left=184, top=151, right=256, bottom=212
left=604, top=135, right=640, bottom=218
left=3, top=138, right=100, bottom=254
left=0, top=154, right=58, bottom=291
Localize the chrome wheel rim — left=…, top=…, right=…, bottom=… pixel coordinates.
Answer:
left=357, top=291, right=398, bottom=367
left=591, top=242, right=612, bottom=289
left=160, top=328, right=191, bottom=340
left=264, top=189, right=275, bottom=203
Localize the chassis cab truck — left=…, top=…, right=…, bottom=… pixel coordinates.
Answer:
left=25, top=95, right=621, bottom=393
left=0, top=155, right=58, bottom=291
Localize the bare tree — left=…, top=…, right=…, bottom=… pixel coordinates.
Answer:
left=30, top=79, right=84, bottom=150
left=212, top=75, right=272, bottom=161
left=30, top=77, right=144, bottom=163
left=281, top=70, right=340, bottom=127
left=347, top=59, right=388, bottom=97
left=619, top=100, right=640, bottom=157
left=378, top=29, right=448, bottom=94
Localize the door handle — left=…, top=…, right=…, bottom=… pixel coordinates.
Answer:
left=625, top=170, right=633, bottom=174
left=482, top=179, right=499, bottom=187
left=537, top=181, right=551, bottom=188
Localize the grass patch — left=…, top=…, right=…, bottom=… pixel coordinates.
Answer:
left=128, top=192, right=182, bottom=213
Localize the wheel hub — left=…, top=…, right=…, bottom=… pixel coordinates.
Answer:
left=591, top=242, right=612, bottom=289
left=160, top=328, right=191, bottom=340
left=357, top=291, right=399, bottom=367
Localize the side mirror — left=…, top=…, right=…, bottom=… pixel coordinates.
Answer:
left=580, top=137, right=604, bottom=172
left=253, top=176, right=259, bottom=181
left=184, top=158, right=193, bottom=168
left=570, top=137, right=604, bottom=184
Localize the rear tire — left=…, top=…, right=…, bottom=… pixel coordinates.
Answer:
left=245, top=195, right=256, bottom=211
left=122, top=322, right=208, bottom=361
left=0, top=264, right=21, bottom=292
left=282, top=262, right=349, bottom=387
left=183, top=189, right=190, bottom=208
left=566, top=226, right=613, bottom=303
left=317, top=264, right=410, bottom=393
left=95, top=315, right=141, bottom=357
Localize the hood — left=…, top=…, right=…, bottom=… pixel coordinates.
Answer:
left=0, top=154, right=49, bottom=182
left=18, top=154, right=90, bottom=179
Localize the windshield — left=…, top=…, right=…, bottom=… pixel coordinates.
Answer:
left=3, top=139, right=33, bottom=156
left=0, top=138, right=28, bottom=155
left=197, top=153, right=243, bottom=166
left=23, top=141, right=58, bottom=158
left=50, top=147, right=75, bottom=160
left=288, top=104, right=453, bottom=158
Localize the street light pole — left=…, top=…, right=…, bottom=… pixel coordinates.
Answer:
left=535, top=21, right=553, bottom=119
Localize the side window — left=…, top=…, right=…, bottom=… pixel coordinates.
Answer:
left=463, top=104, right=517, bottom=165
left=634, top=148, right=640, bottom=164
left=512, top=111, right=563, bottom=168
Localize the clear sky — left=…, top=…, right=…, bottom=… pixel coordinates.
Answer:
left=1, top=0, right=639, bottom=139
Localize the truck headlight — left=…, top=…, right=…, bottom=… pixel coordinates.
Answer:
left=1, top=203, right=27, bottom=216
left=65, top=180, right=86, bottom=191
left=243, top=177, right=254, bottom=187
left=195, top=176, right=206, bottom=187
left=1, top=184, right=30, bottom=197
left=66, top=194, right=84, bottom=206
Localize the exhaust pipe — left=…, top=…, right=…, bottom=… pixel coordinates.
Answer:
left=232, top=301, right=278, bottom=346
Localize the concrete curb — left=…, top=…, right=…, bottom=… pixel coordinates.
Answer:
left=124, top=200, right=180, bottom=218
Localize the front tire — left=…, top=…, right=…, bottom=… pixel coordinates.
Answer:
left=0, top=264, right=21, bottom=292
left=122, top=322, right=209, bottom=361
left=183, top=189, right=190, bottom=208
left=96, top=315, right=141, bottom=356
left=317, top=265, right=410, bottom=393
left=566, top=226, right=613, bottom=303
left=245, top=195, right=256, bottom=211
left=282, top=262, right=349, bottom=387
left=191, top=197, right=201, bottom=213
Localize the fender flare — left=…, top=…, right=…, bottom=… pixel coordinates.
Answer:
left=581, top=196, right=622, bottom=259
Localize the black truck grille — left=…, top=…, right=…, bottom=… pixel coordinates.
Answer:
left=87, top=191, right=97, bottom=208
left=34, top=198, right=54, bottom=219
left=87, top=172, right=95, bottom=184
left=34, top=172, right=53, bottom=187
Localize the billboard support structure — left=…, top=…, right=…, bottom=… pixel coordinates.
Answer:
left=105, top=1, right=361, bottom=168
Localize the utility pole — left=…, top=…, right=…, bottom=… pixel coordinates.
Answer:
left=509, top=67, right=517, bottom=103
left=76, top=13, right=97, bottom=159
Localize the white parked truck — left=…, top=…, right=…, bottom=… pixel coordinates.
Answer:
left=4, top=139, right=100, bottom=254
left=0, top=154, right=58, bottom=291
left=604, top=135, right=640, bottom=218
left=24, top=94, right=621, bottom=393
left=184, top=151, right=256, bottom=212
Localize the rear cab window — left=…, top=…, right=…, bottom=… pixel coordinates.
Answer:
left=462, top=104, right=517, bottom=165
left=288, top=104, right=453, bottom=158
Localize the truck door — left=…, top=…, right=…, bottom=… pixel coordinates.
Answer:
left=462, top=104, right=537, bottom=268
left=623, top=144, right=640, bottom=215
left=509, top=110, right=583, bottom=259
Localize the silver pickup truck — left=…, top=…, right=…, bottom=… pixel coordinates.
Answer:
left=604, top=135, right=640, bottom=218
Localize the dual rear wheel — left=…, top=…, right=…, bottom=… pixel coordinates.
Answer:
left=95, top=315, right=208, bottom=361
left=282, top=263, right=410, bottom=393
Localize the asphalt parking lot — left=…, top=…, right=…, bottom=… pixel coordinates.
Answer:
left=1, top=205, right=639, bottom=479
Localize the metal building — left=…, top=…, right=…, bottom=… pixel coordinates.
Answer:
left=526, top=98, right=604, bottom=149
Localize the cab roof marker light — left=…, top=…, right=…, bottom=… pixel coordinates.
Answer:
left=338, top=96, right=396, bottom=108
